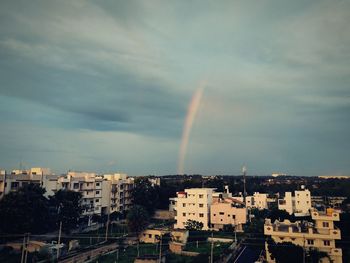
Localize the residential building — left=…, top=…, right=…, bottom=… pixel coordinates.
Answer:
left=102, top=173, right=134, bottom=214
left=278, top=186, right=311, bottom=216
left=173, top=188, right=214, bottom=230
left=139, top=229, right=167, bottom=244
left=210, top=197, right=247, bottom=231
left=0, top=170, right=5, bottom=198
left=264, top=208, right=342, bottom=263
left=235, top=192, right=268, bottom=210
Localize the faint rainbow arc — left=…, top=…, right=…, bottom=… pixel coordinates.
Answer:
left=177, top=85, right=205, bottom=175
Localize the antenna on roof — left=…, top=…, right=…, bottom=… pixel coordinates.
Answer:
left=242, top=165, right=247, bottom=202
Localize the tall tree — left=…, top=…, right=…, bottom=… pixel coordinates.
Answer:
left=126, top=205, right=149, bottom=236
left=0, top=184, right=51, bottom=234
left=267, top=239, right=303, bottom=263
left=185, top=220, right=203, bottom=231
left=49, top=189, right=83, bottom=232
left=132, top=177, right=159, bottom=215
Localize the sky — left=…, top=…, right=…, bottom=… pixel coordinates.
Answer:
left=0, top=0, right=349, bottom=176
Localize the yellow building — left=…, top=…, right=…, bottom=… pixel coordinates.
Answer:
left=264, top=208, right=342, bottom=263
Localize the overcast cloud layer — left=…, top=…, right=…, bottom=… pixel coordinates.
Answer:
left=0, top=0, right=349, bottom=176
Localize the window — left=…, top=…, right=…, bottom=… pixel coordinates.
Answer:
left=219, top=212, right=224, bottom=215
left=96, top=183, right=100, bottom=186
left=11, top=182, right=19, bottom=189
left=183, top=203, right=186, bottom=207
left=228, top=214, right=230, bottom=217
left=232, top=215, right=236, bottom=219
left=183, top=213, right=186, bottom=216
left=307, top=239, right=314, bottom=245
left=323, top=222, right=329, bottom=228
left=199, top=213, right=204, bottom=217
left=199, top=204, right=204, bottom=207
left=149, top=234, right=152, bottom=238
left=73, top=183, right=79, bottom=189
left=324, top=240, right=330, bottom=246
left=199, top=194, right=203, bottom=198
left=95, top=199, right=99, bottom=202
left=96, top=191, right=100, bottom=194
left=213, top=214, right=216, bottom=216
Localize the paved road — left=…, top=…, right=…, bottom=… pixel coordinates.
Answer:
left=233, top=246, right=261, bottom=263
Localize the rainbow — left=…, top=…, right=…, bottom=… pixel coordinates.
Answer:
left=177, top=83, right=205, bottom=175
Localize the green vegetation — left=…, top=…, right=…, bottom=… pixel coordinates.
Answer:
left=0, top=184, right=83, bottom=236
left=126, top=205, right=149, bottom=236
left=0, top=184, right=53, bottom=234
left=185, top=220, right=203, bottom=231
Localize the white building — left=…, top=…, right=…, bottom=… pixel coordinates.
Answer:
left=0, top=168, right=134, bottom=218
left=264, top=208, right=342, bottom=263
left=235, top=192, right=268, bottom=210
left=278, top=186, right=311, bottom=216
left=102, top=173, right=134, bottom=215
left=173, top=188, right=214, bottom=230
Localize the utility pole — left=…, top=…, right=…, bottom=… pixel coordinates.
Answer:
left=57, top=221, right=62, bottom=260
left=234, top=225, right=237, bottom=244
left=242, top=166, right=247, bottom=203
left=105, top=182, right=112, bottom=242
left=303, top=235, right=306, bottom=263
left=210, top=232, right=214, bottom=263
left=24, top=233, right=30, bottom=263
left=158, top=234, right=162, bottom=263
left=20, top=234, right=26, bottom=263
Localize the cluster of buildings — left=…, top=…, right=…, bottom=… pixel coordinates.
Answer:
left=169, top=185, right=344, bottom=263
left=170, top=187, right=248, bottom=231
left=0, top=167, right=134, bottom=217
left=169, top=185, right=317, bottom=232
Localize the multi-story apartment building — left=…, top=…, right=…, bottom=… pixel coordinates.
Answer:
left=235, top=192, right=268, bottom=210
left=0, top=168, right=134, bottom=218
left=264, top=208, right=342, bottom=263
left=102, top=173, right=134, bottom=215
left=174, top=188, right=214, bottom=230
left=278, top=186, right=311, bottom=216
left=210, top=197, right=247, bottom=231
left=0, top=169, right=6, bottom=198
left=56, top=172, right=104, bottom=216
left=3, top=168, right=51, bottom=195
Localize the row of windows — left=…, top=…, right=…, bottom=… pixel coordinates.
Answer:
left=186, top=194, right=207, bottom=198
left=182, top=213, right=204, bottom=217
left=212, top=213, right=236, bottom=219
left=182, top=203, right=204, bottom=207
left=307, top=239, right=331, bottom=246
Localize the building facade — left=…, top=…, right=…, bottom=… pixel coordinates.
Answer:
left=278, top=186, right=311, bottom=216
left=173, top=188, right=214, bottom=230
left=264, top=208, right=342, bottom=263
left=210, top=197, right=247, bottom=231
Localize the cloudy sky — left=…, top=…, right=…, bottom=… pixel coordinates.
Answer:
left=0, top=0, right=349, bottom=176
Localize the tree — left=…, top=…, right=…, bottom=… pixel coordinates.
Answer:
left=126, top=205, right=149, bottom=235
left=0, top=184, right=51, bottom=234
left=49, top=189, right=83, bottom=232
left=307, top=248, right=329, bottom=263
left=132, top=177, right=160, bottom=215
left=267, top=239, right=303, bottom=263
left=184, top=220, right=203, bottom=231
